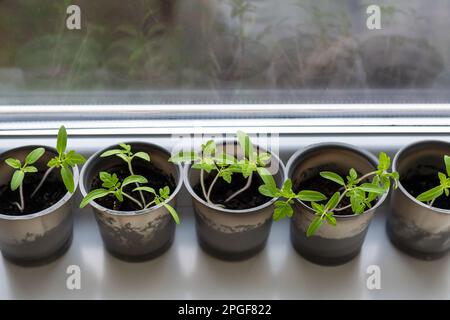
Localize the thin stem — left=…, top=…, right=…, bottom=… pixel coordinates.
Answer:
left=336, top=171, right=377, bottom=192
left=320, top=188, right=349, bottom=219
left=123, top=192, right=144, bottom=209
left=31, top=167, right=54, bottom=198
left=334, top=191, right=349, bottom=210
left=12, top=202, right=23, bottom=212
left=144, top=200, right=157, bottom=210
left=128, top=160, right=146, bottom=205
left=19, top=184, right=25, bottom=213
left=206, top=171, right=221, bottom=204
left=334, top=204, right=352, bottom=212
left=356, top=171, right=377, bottom=184
left=225, top=173, right=253, bottom=203
left=429, top=199, right=436, bottom=208
left=200, top=169, right=208, bottom=201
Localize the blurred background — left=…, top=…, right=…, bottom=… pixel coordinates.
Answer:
left=0, top=0, right=449, bottom=104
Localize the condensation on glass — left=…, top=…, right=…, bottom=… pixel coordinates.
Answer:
left=0, top=0, right=449, bottom=105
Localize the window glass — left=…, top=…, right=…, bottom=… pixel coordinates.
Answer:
left=0, top=0, right=449, bottom=105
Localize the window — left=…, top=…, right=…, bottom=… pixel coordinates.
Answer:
left=0, top=0, right=449, bottom=131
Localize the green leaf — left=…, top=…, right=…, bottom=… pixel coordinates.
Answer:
left=122, top=175, right=148, bottom=187
left=349, top=189, right=366, bottom=214
left=258, top=184, right=278, bottom=198
left=65, top=151, right=86, bottom=166
left=256, top=167, right=277, bottom=191
left=445, top=155, right=450, bottom=177
left=359, top=183, right=386, bottom=195
left=438, top=172, right=447, bottom=186
left=241, top=162, right=256, bottom=178
left=320, top=171, right=345, bottom=186
left=100, top=149, right=123, bottom=158
left=116, top=153, right=130, bottom=163
left=119, top=143, right=131, bottom=152
left=378, top=152, right=391, bottom=172
left=164, top=203, right=180, bottom=225
left=219, top=169, right=233, bottom=183
left=297, top=190, right=327, bottom=202
left=134, top=152, right=150, bottom=162
left=326, top=192, right=340, bottom=210
left=417, top=186, right=444, bottom=203
left=47, top=157, right=60, bottom=168
left=61, top=164, right=74, bottom=193
left=281, top=179, right=293, bottom=194
left=384, top=171, right=399, bottom=189
left=134, top=186, right=156, bottom=194
left=311, top=202, right=325, bottom=214
left=366, top=187, right=378, bottom=204
left=169, top=151, right=199, bottom=163
left=237, top=130, right=255, bottom=161
left=307, top=217, right=323, bottom=237
left=159, top=186, right=171, bottom=199
left=99, top=171, right=112, bottom=182
left=349, top=168, right=358, bottom=180
left=390, top=171, right=400, bottom=181
left=23, top=166, right=38, bottom=173
left=381, top=175, right=391, bottom=190
left=11, top=170, right=24, bottom=191
left=56, top=126, right=67, bottom=154
left=115, top=189, right=124, bottom=202
left=273, top=201, right=293, bottom=221
left=5, top=158, right=21, bottom=169
left=256, top=152, right=272, bottom=165
left=80, top=189, right=111, bottom=208
left=25, top=147, right=45, bottom=165
left=100, top=172, right=119, bottom=189
left=325, top=213, right=337, bottom=226
left=202, top=140, right=216, bottom=156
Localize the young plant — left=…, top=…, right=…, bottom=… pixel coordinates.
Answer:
left=100, top=143, right=150, bottom=204
left=80, top=172, right=180, bottom=224
left=169, top=131, right=277, bottom=207
left=31, top=125, right=86, bottom=198
left=80, top=145, right=179, bottom=224
left=416, top=155, right=450, bottom=207
left=5, top=148, right=45, bottom=212
left=259, top=152, right=399, bottom=237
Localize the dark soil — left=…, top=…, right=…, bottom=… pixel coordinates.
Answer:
left=90, top=163, right=175, bottom=211
left=0, top=171, right=66, bottom=216
left=401, top=169, right=450, bottom=210
left=295, top=173, right=376, bottom=216
left=194, top=172, right=271, bottom=210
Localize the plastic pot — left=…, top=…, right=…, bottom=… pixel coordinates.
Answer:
left=184, top=141, right=285, bottom=261
left=387, top=140, right=450, bottom=260
left=0, top=146, right=78, bottom=266
left=286, top=143, right=387, bottom=266
left=79, top=142, right=183, bottom=262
